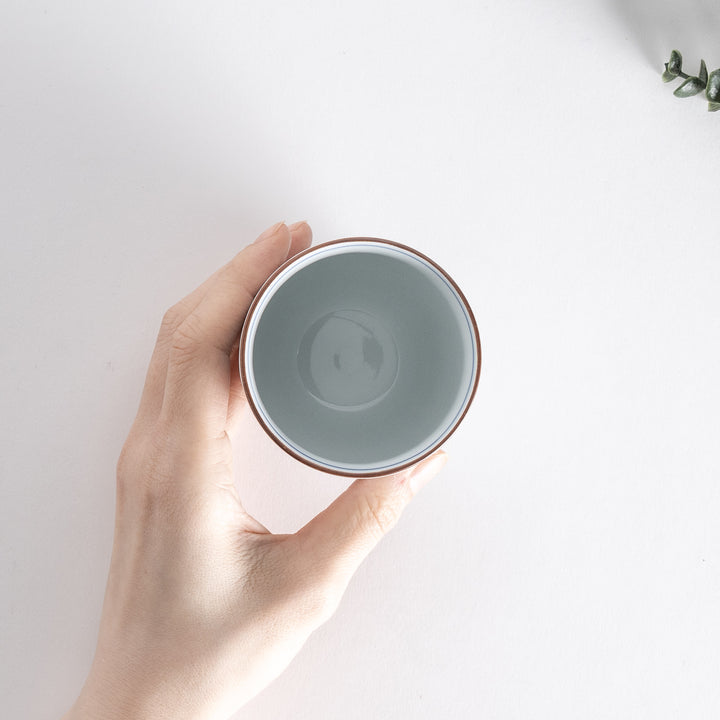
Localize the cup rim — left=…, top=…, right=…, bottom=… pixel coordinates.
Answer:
left=239, top=237, right=482, bottom=477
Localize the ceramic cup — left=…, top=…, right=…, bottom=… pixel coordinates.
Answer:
left=239, top=237, right=481, bottom=477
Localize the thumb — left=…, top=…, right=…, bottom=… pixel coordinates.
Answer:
left=295, top=450, right=449, bottom=590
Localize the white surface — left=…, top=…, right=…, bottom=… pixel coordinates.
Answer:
left=2, top=1, right=720, bottom=718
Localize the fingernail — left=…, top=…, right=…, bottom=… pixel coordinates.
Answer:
left=254, top=221, right=286, bottom=244
left=288, top=220, right=308, bottom=232
left=409, top=450, right=448, bottom=495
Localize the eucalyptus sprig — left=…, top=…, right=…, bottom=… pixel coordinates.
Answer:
left=662, top=50, right=720, bottom=112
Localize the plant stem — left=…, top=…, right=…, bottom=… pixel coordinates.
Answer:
left=677, top=71, right=691, bottom=79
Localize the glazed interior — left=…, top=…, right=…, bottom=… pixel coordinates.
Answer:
left=243, top=242, right=477, bottom=474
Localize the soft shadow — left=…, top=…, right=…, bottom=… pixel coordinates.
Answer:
left=607, top=0, right=720, bottom=68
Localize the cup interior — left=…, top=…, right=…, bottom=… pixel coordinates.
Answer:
left=242, top=240, right=479, bottom=475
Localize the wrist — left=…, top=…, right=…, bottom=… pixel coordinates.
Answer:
left=62, top=667, right=217, bottom=720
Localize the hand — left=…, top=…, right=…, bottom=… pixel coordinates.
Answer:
left=63, top=221, right=448, bottom=720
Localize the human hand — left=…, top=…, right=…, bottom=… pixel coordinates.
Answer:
left=62, top=221, right=448, bottom=720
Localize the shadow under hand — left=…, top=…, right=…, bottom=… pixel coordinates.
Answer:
left=608, top=0, right=720, bottom=68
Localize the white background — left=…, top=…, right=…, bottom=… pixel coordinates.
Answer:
left=2, top=1, right=720, bottom=718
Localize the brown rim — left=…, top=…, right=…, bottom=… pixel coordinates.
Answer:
left=239, top=237, right=482, bottom=478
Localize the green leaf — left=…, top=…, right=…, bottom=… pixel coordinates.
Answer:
left=706, top=69, right=720, bottom=102
left=708, top=101, right=720, bottom=112
left=663, top=63, right=675, bottom=82
left=673, top=76, right=705, bottom=97
left=667, top=49, right=682, bottom=75
left=699, top=59, right=708, bottom=85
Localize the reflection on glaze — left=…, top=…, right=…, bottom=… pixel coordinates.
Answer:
left=297, top=309, right=399, bottom=411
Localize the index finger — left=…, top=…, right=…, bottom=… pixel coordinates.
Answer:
left=159, top=221, right=297, bottom=436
